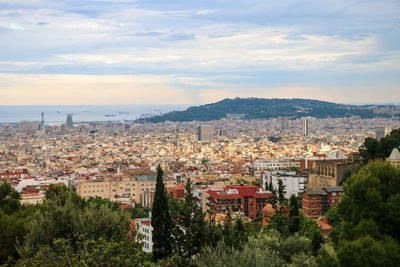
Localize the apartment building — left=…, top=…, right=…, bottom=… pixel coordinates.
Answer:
left=302, top=186, right=344, bottom=218
left=134, top=218, right=153, bottom=253
left=76, top=174, right=176, bottom=203
left=262, top=171, right=306, bottom=198
left=206, top=184, right=272, bottom=219
left=253, top=159, right=300, bottom=178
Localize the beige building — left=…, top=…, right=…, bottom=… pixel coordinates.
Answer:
left=76, top=174, right=176, bottom=203
left=20, top=194, right=45, bottom=205
left=387, top=148, right=400, bottom=168
left=307, top=160, right=358, bottom=190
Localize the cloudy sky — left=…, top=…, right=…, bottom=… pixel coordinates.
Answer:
left=1, top=0, right=399, bottom=105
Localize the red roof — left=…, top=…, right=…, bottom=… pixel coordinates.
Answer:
left=207, top=184, right=272, bottom=199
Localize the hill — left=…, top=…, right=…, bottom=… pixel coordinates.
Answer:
left=135, top=98, right=394, bottom=123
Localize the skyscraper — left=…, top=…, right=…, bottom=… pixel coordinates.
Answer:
left=198, top=125, right=214, bottom=141
left=375, top=126, right=392, bottom=141
left=66, top=114, right=73, bottom=128
left=41, top=112, right=44, bottom=128
left=302, top=117, right=308, bottom=136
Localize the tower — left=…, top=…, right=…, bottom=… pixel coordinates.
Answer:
left=66, top=114, right=73, bottom=128
left=175, top=124, right=179, bottom=147
left=302, top=117, right=308, bottom=136
left=41, top=112, right=44, bottom=128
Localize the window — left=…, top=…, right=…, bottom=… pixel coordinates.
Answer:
left=312, top=210, right=317, bottom=214
left=332, top=192, right=336, bottom=196
left=312, top=202, right=315, bottom=206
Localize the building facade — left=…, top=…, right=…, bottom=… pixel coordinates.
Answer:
left=198, top=125, right=214, bottom=141
left=307, top=159, right=357, bottom=190
left=206, top=184, right=272, bottom=219
left=262, top=171, right=306, bottom=198
left=253, top=159, right=300, bottom=178
left=375, top=126, right=392, bottom=141
left=302, top=186, right=344, bottom=218
left=134, top=218, right=153, bottom=253
left=76, top=174, right=176, bottom=203
left=387, top=148, right=400, bottom=168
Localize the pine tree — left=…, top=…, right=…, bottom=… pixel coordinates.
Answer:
left=222, top=209, right=234, bottom=247
left=174, top=178, right=206, bottom=260
left=151, top=165, right=172, bottom=262
left=233, top=218, right=247, bottom=249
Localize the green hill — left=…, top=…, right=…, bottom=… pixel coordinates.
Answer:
left=136, top=98, right=393, bottom=123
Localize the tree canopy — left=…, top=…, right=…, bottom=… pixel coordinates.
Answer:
left=334, top=160, right=400, bottom=266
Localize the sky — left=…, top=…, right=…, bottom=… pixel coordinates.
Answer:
left=0, top=0, right=399, bottom=105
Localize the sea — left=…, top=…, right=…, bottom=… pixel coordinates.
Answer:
left=0, top=104, right=189, bottom=124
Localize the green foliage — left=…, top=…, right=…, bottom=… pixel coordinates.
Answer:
left=267, top=211, right=290, bottom=237
left=338, top=161, right=400, bottom=241
left=235, top=178, right=250, bottom=184
left=44, top=184, right=84, bottom=208
left=86, top=196, right=120, bottom=211
left=21, top=185, right=131, bottom=256
left=251, top=180, right=261, bottom=187
left=359, top=137, right=380, bottom=164
left=196, top=230, right=314, bottom=267
left=130, top=203, right=151, bottom=219
left=337, top=235, right=400, bottom=267
left=203, top=216, right=223, bottom=248
left=0, top=181, right=21, bottom=215
left=151, top=165, right=173, bottom=262
left=171, top=178, right=206, bottom=263
left=334, top=161, right=400, bottom=266
left=138, top=98, right=382, bottom=123
left=244, top=221, right=262, bottom=235
left=0, top=205, right=37, bottom=264
left=277, top=180, right=287, bottom=207
left=0, top=182, right=39, bottom=264
left=325, top=204, right=341, bottom=227
left=359, top=129, right=400, bottom=163
left=315, top=243, right=339, bottom=267
left=16, top=237, right=147, bottom=266
left=289, top=194, right=300, bottom=234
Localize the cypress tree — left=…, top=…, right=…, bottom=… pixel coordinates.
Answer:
left=277, top=179, right=287, bottom=209
left=288, top=194, right=300, bottom=234
left=151, top=165, right=172, bottom=262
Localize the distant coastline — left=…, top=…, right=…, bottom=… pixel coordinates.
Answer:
left=0, top=104, right=189, bottom=124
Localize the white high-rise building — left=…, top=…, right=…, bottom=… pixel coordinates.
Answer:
left=198, top=125, right=214, bottom=141
left=302, top=117, right=308, bottom=136
left=376, top=126, right=392, bottom=141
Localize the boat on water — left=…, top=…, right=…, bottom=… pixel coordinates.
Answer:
left=104, top=114, right=117, bottom=117
left=118, top=111, right=130, bottom=114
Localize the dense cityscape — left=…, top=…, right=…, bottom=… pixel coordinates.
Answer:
left=1, top=0, right=400, bottom=265
left=1, top=110, right=400, bottom=265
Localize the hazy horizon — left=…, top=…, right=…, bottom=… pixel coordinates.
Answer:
left=1, top=0, right=399, bottom=105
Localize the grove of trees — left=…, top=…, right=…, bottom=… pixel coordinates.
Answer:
left=1, top=160, right=399, bottom=266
